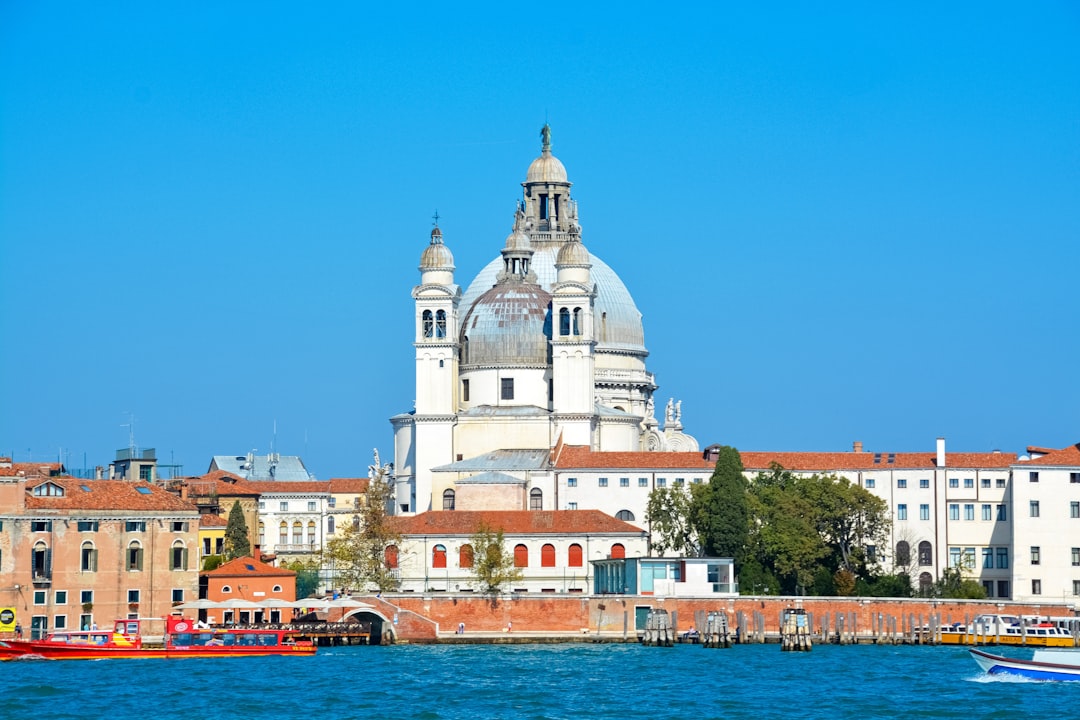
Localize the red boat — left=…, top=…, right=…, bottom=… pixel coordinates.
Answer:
left=0, top=616, right=316, bottom=660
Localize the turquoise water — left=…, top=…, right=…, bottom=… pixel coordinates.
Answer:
left=0, top=643, right=1072, bottom=719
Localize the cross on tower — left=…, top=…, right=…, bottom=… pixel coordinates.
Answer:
left=432, top=209, right=440, bottom=228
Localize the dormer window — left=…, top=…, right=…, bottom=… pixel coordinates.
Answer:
left=32, top=482, right=64, bottom=497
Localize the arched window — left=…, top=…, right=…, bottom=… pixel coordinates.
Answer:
left=272, top=585, right=282, bottom=593
left=529, top=487, right=543, bottom=511
left=615, top=510, right=635, bottom=522
left=918, top=541, right=933, bottom=566
left=610, top=543, right=625, bottom=559
left=514, top=544, right=529, bottom=568
left=258, top=522, right=265, bottom=546
left=461, top=336, right=469, bottom=364
left=80, top=541, right=97, bottom=572
left=918, top=572, right=933, bottom=594
left=127, top=541, right=144, bottom=571
left=292, top=521, right=303, bottom=544
left=422, top=310, right=433, bottom=338
left=541, top=543, right=556, bottom=567
left=559, top=307, right=570, bottom=336
left=443, top=488, right=456, bottom=511
left=169, top=540, right=188, bottom=571
left=432, top=544, right=447, bottom=568
left=279, top=521, right=288, bottom=545
left=385, top=545, right=399, bottom=569
left=895, top=541, right=911, bottom=566
left=568, top=543, right=583, bottom=567
left=221, top=585, right=232, bottom=594
left=307, top=521, right=316, bottom=544
left=572, top=307, right=582, bottom=335
left=459, top=544, right=474, bottom=568
left=327, top=516, right=335, bottom=534
left=435, top=309, right=447, bottom=338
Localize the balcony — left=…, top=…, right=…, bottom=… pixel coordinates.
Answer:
left=32, top=573, right=52, bottom=587
left=275, top=544, right=320, bottom=553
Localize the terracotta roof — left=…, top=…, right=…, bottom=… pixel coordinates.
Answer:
left=555, top=446, right=713, bottom=470
left=739, top=451, right=1015, bottom=471
left=199, top=513, right=228, bottom=527
left=238, top=481, right=331, bottom=494
left=204, top=556, right=296, bottom=578
left=0, top=461, right=64, bottom=477
left=1016, top=443, right=1080, bottom=467
left=389, top=510, right=644, bottom=536
left=24, top=478, right=198, bottom=512
left=1027, top=446, right=1057, bottom=456
left=554, top=446, right=1014, bottom=472
left=329, top=478, right=370, bottom=493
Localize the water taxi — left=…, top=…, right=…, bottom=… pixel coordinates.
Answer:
left=929, top=614, right=1075, bottom=647
left=971, top=647, right=1080, bottom=681
left=0, top=616, right=316, bottom=660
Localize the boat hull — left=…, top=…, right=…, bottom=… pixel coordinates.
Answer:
left=970, top=648, right=1080, bottom=681
left=0, top=639, right=316, bottom=661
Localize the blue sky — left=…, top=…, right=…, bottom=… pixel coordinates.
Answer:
left=2, top=3, right=1078, bottom=479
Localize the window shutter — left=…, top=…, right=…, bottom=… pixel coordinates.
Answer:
left=137, top=549, right=144, bottom=571
left=182, top=548, right=189, bottom=570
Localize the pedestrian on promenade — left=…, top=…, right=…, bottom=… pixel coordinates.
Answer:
left=14, top=622, right=22, bottom=639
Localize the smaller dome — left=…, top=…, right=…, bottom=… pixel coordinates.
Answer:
left=556, top=238, right=590, bottom=266
left=460, top=284, right=552, bottom=365
left=419, top=228, right=454, bottom=270
left=504, top=230, right=531, bottom=252
left=526, top=153, right=568, bottom=184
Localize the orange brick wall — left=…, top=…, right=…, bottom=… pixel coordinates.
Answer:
left=383, top=594, right=1076, bottom=639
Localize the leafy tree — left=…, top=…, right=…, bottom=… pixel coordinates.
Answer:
left=645, top=485, right=697, bottom=556
left=934, top=567, right=987, bottom=599
left=749, top=467, right=829, bottom=592
left=467, top=522, right=523, bottom=594
left=691, top=445, right=750, bottom=561
left=223, top=501, right=250, bottom=560
left=284, top=559, right=321, bottom=599
left=323, top=464, right=402, bottom=593
left=202, top=554, right=225, bottom=572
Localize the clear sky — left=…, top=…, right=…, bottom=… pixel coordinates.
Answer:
left=2, top=3, right=1078, bottom=479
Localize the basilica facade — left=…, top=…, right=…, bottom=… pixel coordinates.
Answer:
left=390, top=127, right=697, bottom=515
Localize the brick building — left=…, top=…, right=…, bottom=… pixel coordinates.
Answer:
left=0, top=474, right=199, bottom=638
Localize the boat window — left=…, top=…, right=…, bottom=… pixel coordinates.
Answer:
left=259, top=634, right=279, bottom=646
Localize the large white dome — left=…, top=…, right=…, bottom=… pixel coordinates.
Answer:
left=460, top=247, right=646, bottom=356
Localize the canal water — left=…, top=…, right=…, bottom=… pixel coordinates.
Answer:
left=0, top=642, right=1070, bottom=719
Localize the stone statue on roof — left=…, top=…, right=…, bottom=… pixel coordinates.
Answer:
left=540, top=124, right=551, bottom=149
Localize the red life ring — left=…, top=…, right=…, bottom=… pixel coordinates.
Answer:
left=174, top=621, right=190, bottom=632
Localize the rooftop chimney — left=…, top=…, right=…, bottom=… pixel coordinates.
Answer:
left=853, top=441, right=863, bottom=453
left=936, top=437, right=946, bottom=468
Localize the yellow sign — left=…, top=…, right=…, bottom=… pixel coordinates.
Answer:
left=0, top=607, right=15, bottom=632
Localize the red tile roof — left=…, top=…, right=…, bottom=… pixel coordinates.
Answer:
left=329, top=478, right=370, bottom=493
left=555, top=446, right=713, bottom=470
left=0, top=462, right=64, bottom=477
left=389, top=510, right=644, bottom=536
left=1017, top=443, right=1080, bottom=466
left=204, top=556, right=296, bottom=577
left=199, top=513, right=228, bottom=527
left=24, top=478, right=198, bottom=512
left=553, top=446, right=1014, bottom=472
left=739, top=451, right=1015, bottom=471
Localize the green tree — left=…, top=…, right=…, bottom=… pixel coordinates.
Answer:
left=223, top=501, right=250, bottom=560
left=284, top=559, right=321, bottom=599
left=324, top=463, right=402, bottom=593
left=934, top=567, right=987, bottom=599
left=749, top=467, right=830, bottom=592
left=467, top=522, right=523, bottom=594
left=645, top=485, right=697, bottom=556
left=691, top=445, right=750, bottom=561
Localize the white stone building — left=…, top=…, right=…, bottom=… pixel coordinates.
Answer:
left=1011, top=443, right=1080, bottom=603
left=387, top=510, right=647, bottom=594
left=391, top=126, right=697, bottom=516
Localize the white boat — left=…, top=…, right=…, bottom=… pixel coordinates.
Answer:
left=970, top=647, right=1080, bottom=681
